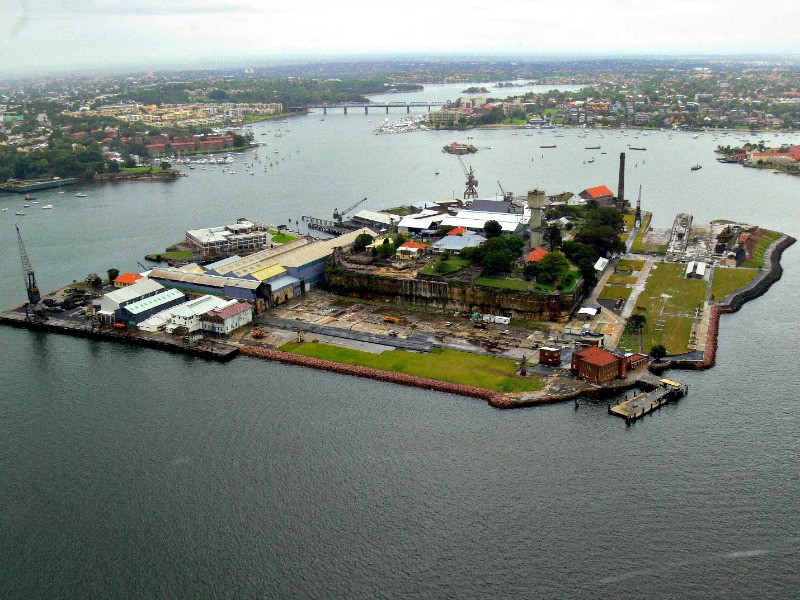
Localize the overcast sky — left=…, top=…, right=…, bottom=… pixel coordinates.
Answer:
left=1, top=0, right=798, bottom=77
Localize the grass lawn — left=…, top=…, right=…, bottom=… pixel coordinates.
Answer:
left=608, top=274, right=639, bottom=285
left=621, top=213, right=636, bottom=243
left=598, top=284, right=633, bottom=300
left=741, top=232, right=781, bottom=268
left=268, top=229, right=299, bottom=244
left=710, top=267, right=759, bottom=301
left=616, top=258, right=645, bottom=273
left=279, top=343, right=545, bottom=393
left=617, top=262, right=708, bottom=355
left=121, top=166, right=165, bottom=174
left=474, top=276, right=532, bottom=291
left=161, top=250, right=193, bottom=260
left=420, top=256, right=471, bottom=276
left=630, top=212, right=653, bottom=253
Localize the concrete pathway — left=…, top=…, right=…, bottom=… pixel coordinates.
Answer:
left=621, top=255, right=658, bottom=319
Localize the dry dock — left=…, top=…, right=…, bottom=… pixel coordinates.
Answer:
left=609, top=379, right=688, bottom=423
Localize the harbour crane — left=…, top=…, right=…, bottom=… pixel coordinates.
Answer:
left=457, top=156, right=478, bottom=199
left=15, top=225, right=43, bottom=319
left=333, top=197, right=367, bottom=222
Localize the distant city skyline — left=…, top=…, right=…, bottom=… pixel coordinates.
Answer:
left=1, top=0, right=799, bottom=77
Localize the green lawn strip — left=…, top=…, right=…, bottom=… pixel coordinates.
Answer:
left=616, top=258, right=645, bottom=272
left=121, top=166, right=165, bottom=173
left=620, top=213, right=636, bottom=243
left=630, top=212, right=653, bottom=253
left=608, top=274, right=638, bottom=285
left=268, top=230, right=299, bottom=243
left=710, top=268, right=759, bottom=301
left=473, top=276, right=531, bottom=291
left=420, top=256, right=471, bottom=275
left=161, top=250, right=193, bottom=260
left=279, top=342, right=544, bottom=393
left=598, top=284, right=632, bottom=300
left=631, top=263, right=707, bottom=354
left=741, top=232, right=781, bottom=268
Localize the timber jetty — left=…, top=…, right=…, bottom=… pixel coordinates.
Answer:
left=609, top=379, right=688, bottom=424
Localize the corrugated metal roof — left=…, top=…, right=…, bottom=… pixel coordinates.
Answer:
left=267, top=274, right=300, bottom=291
left=217, top=238, right=309, bottom=277
left=277, top=228, right=377, bottom=268
left=104, top=278, right=163, bottom=305
left=170, top=295, right=229, bottom=318
left=204, top=255, right=243, bottom=271
left=149, top=268, right=262, bottom=290
left=249, top=263, right=286, bottom=281
left=353, top=210, right=397, bottom=225
left=124, top=288, right=185, bottom=315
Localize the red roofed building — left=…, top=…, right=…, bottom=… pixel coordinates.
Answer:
left=113, top=272, right=144, bottom=288
left=201, top=301, right=253, bottom=336
left=525, top=247, right=549, bottom=263
left=579, top=185, right=615, bottom=205
left=571, top=346, right=626, bottom=383
left=446, top=227, right=468, bottom=236
left=396, top=241, right=428, bottom=260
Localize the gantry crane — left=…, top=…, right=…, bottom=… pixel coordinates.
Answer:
left=15, top=225, right=42, bottom=318
left=457, top=156, right=478, bottom=199
left=333, top=197, right=367, bottom=222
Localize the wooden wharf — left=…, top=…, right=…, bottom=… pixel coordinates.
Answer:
left=609, top=379, right=688, bottom=423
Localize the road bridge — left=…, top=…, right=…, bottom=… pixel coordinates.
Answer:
left=291, top=102, right=445, bottom=115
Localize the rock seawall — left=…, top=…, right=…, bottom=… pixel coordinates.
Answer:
left=240, top=345, right=510, bottom=407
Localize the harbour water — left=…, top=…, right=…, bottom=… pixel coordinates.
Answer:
left=1, top=88, right=798, bottom=598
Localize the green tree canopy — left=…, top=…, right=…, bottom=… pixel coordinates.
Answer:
left=483, top=220, right=502, bottom=238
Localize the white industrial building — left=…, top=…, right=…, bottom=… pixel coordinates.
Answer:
left=438, top=209, right=528, bottom=235
left=168, top=295, right=232, bottom=333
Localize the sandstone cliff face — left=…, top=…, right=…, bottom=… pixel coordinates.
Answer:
left=325, top=266, right=583, bottom=322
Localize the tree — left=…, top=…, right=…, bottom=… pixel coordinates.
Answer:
left=85, top=273, right=102, bottom=288
left=628, top=313, right=647, bottom=332
left=536, top=251, right=570, bottom=285
left=107, top=160, right=120, bottom=173
left=650, top=344, right=668, bottom=360
left=481, top=248, right=515, bottom=275
left=483, top=220, right=502, bottom=238
left=523, top=262, right=539, bottom=281
left=544, top=225, right=562, bottom=250
left=352, top=233, right=374, bottom=253
left=107, top=268, right=120, bottom=284
left=160, top=161, right=171, bottom=170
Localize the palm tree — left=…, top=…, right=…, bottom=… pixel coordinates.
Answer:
left=627, top=311, right=647, bottom=353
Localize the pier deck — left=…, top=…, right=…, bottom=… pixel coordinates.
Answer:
left=609, top=379, right=688, bottom=422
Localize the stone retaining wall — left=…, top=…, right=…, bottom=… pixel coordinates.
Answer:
left=240, top=345, right=511, bottom=408
left=667, top=234, right=795, bottom=370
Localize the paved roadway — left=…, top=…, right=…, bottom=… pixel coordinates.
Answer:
left=262, top=316, right=436, bottom=352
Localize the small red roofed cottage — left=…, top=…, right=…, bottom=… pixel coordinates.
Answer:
left=113, top=272, right=143, bottom=288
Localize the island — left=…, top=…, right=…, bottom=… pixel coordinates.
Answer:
left=2, top=181, right=794, bottom=419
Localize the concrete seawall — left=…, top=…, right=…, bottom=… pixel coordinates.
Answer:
left=0, top=310, right=239, bottom=362
left=240, top=345, right=510, bottom=408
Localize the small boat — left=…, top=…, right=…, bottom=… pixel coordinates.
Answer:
left=691, top=164, right=702, bottom=171
left=15, top=211, right=25, bottom=216
left=75, top=192, right=87, bottom=197
left=1, top=207, right=8, bottom=212
left=58, top=190, right=65, bottom=194
left=629, top=147, right=647, bottom=151
left=540, top=144, right=556, bottom=149
left=585, top=146, right=601, bottom=150
left=23, top=204, right=30, bottom=208
left=24, top=194, right=36, bottom=201
left=588, top=158, right=595, bottom=163
left=42, top=204, right=53, bottom=209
